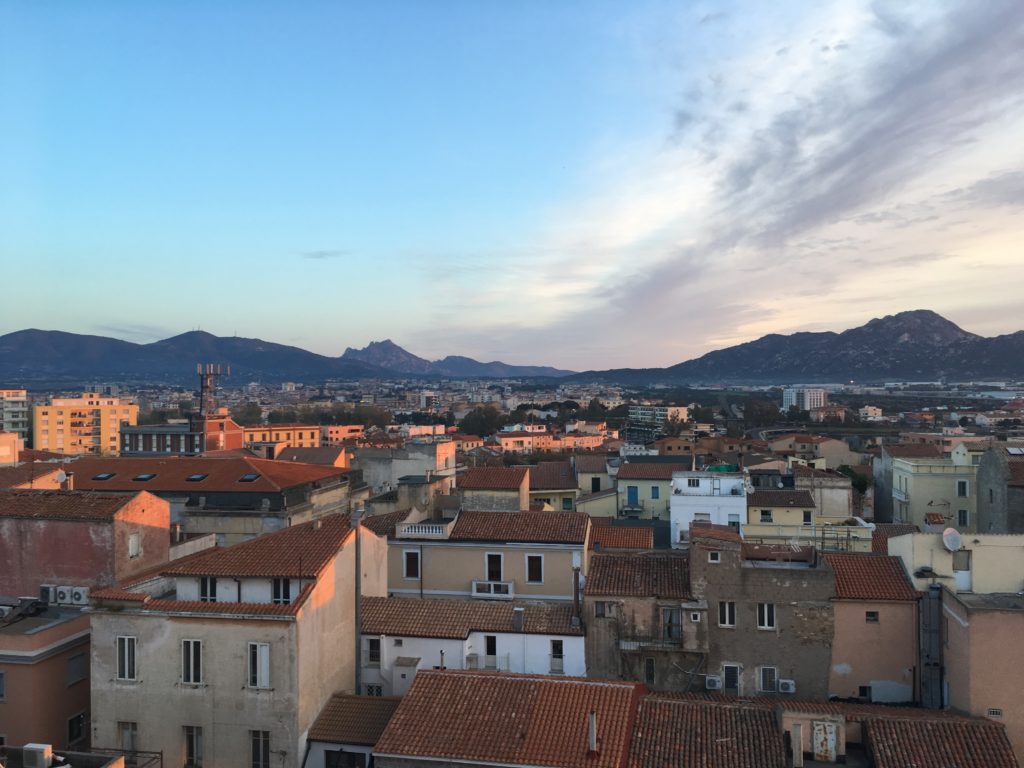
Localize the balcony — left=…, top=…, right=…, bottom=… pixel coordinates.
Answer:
left=620, top=499, right=645, bottom=516
left=471, top=580, right=514, bottom=599
left=892, top=488, right=909, bottom=503
left=466, top=652, right=511, bottom=671
left=396, top=520, right=455, bottom=539
left=618, top=633, right=684, bottom=651
left=549, top=655, right=565, bottom=674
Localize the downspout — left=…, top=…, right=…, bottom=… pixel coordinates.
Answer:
left=354, top=508, right=363, bottom=696
left=419, top=544, right=424, bottom=600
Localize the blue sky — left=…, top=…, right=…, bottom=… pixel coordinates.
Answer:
left=2, top=1, right=1023, bottom=370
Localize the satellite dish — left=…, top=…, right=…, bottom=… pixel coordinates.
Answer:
left=56, top=470, right=67, bottom=483
left=942, top=527, right=962, bottom=552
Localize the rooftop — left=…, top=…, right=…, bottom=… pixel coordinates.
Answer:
left=526, top=461, right=577, bottom=491
left=307, top=694, right=401, bottom=746
left=865, top=717, right=1017, bottom=768
left=0, top=464, right=62, bottom=488
left=573, top=454, right=611, bottom=474
left=0, top=489, right=141, bottom=522
left=823, top=553, right=918, bottom=602
left=450, top=511, right=588, bottom=545
left=871, top=523, right=919, bottom=554
left=617, top=463, right=692, bottom=481
left=747, top=489, right=816, bottom=508
left=361, top=597, right=584, bottom=639
left=457, top=466, right=528, bottom=491
left=884, top=444, right=943, bottom=459
left=589, top=524, right=654, bottom=551
left=586, top=552, right=690, bottom=599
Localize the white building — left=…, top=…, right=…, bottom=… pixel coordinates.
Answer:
left=360, top=597, right=585, bottom=696
left=627, top=405, right=689, bottom=425
left=0, top=388, right=29, bottom=439
left=89, top=514, right=388, bottom=768
left=782, top=388, right=828, bottom=411
left=859, top=405, right=884, bottom=420
left=669, top=470, right=748, bottom=545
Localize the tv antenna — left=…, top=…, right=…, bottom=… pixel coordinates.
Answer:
left=197, top=363, right=231, bottom=416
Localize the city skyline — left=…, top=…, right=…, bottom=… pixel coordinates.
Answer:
left=2, top=1, right=1023, bottom=369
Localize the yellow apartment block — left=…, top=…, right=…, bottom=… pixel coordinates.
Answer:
left=33, top=392, right=138, bottom=455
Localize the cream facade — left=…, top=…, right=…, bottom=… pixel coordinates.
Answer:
left=33, top=393, right=138, bottom=456
left=892, top=448, right=979, bottom=532
left=829, top=599, right=917, bottom=702
left=889, top=532, right=1024, bottom=594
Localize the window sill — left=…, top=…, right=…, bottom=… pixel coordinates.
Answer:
left=177, top=682, right=207, bottom=689
left=245, top=686, right=275, bottom=692
left=114, top=678, right=141, bottom=685
left=757, top=627, right=776, bottom=631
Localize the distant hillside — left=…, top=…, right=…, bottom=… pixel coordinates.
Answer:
left=569, top=310, right=1024, bottom=384
left=342, top=341, right=575, bottom=378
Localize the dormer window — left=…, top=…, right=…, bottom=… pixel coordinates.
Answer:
left=239, top=473, right=260, bottom=483
left=272, top=578, right=291, bottom=605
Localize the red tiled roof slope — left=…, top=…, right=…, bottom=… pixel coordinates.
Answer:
left=589, top=525, right=654, bottom=551
left=690, top=523, right=742, bottom=544
left=458, top=466, right=528, bottom=490
left=587, top=552, right=690, bottom=599
left=450, top=511, right=588, bottom=545
left=308, top=694, right=401, bottom=745
left=526, top=461, right=576, bottom=490
left=359, top=509, right=413, bottom=538
left=865, top=718, right=1018, bottom=768
left=823, top=553, right=917, bottom=601
left=616, top=463, right=691, bottom=480
left=362, top=597, right=583, bottom=639
left=0, top=489, right=138, bottom=521
left=747, top=489, right=816, bottom=508
left=374, top=671, right=642, bottom=768
left=0, top=465, right=62, bottom=488
left=871, top=523, right=918, bottom=554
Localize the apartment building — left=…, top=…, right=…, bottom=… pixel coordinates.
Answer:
left=668, top=468, right=746, bottom=545
left=33, top=393, right=138, bottom=456
left=242, top=422, right=321, bottom=448
left=351, top=441, right=456, bottom=495
left=891, top=444, right=979, bottom=532
left=89, top=514, right=388, bottom=768
left=744, top=489, right=872, bottom=552
left=360, top=597, right=584, bottom=695
left=0, top=388, right=29, bottom=440
left=782, top=388, right=827, bottom=411
left=617, top=462, right=691, bottom=520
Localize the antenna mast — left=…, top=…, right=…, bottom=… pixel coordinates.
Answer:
left=197, top=363, right=231, bottom=416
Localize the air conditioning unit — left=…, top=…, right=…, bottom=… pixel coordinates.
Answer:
left=39, top=585, right=57, bottom=604
left=71, top=586, right=90, bottom=606
left=465, top=653, right=479, bottom=670
left=24, top=744, right=53, bottom=768
left=778, top=679, right=797, bottom=694
left=55, top=586, right=73, bottom=605
left=705, top=675, right=723, bottom=690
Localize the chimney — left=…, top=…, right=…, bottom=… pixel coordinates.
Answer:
left=512, top=606, right=524, bottom=632
left=587, top=711, right=598, bottom=754
left=62, top=471, right=74, bottom=491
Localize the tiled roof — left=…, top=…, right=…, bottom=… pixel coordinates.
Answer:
left=361, top=597, right=584, bottom=639
left=690, top=523, right=742, bottom=544
left=69, top=456, right=346, bottom=493
left=924, top=511, right=946, bottom=525
left=527, top=461, right=577, bottom=491
left=747, top=490, right=816, bottom=508
left=865, top=718, right=1018, bottom=768
left=823, top=553, right=917, bottom=601
left=0, top=464, right=62, bottom=488
left=308, top=694, right=401, bottom=745
left=458, top=466, right=528, bottom=490
left=574, top=454, right=611, bottom=474
left=617, top=463, right=691, bottom=480
left=628, top=697, right=785, bottom=768
left=275, top=447, right=346, bottom=465
left=0, top=489, right=139, bottom=521
left=871, top=523, right=919, bottom=553
left=450, top=511, right=588, bottom=545
left=359, top=509, right=413, bottom=538
left=586, top=552, right=690, bottom=599
left=163, top=513, right=351, bottom=578
left=884, top=444, right=943, bottom=459
left=590, top=526, right=654, bottom=551
left=1009, top=461, right=1024, bottom=488
left=17, top=448, right=68, bottom=462
left=374, top=671, right=642, bottom=768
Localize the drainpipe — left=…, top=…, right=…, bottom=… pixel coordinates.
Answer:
left=353, top=507, right=363, bottom=695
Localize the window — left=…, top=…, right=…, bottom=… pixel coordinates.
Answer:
left=239, top=473, right=261, bottom=483
left=484, top=635, right=497, bottom=669
left=562, top=497, right=573, bottom=511
left=958, top=509, right=969, bottom=527
left=128, top=533, right=141, bottom=559
left=365, top=684, right=382, bottom=696
left=759, top=666, right=777, bottom=692
left=68, top=712, right=87, bottom=745
left=718, top=601, right=736, bottom=627
left=662, top=608, right=682, bottom=641
left=691, top=612, right=701, bottom=623
left=988, top=708, right=1004, bottom=718
left=687, top=478, right=700, bottom=488
left=759, top=509, right=773, bottom=523
left=117, top=636, right=137, bottom=680
left=186, top=473, right=208, bottom=482
left=865, top=611, right=880, bottom=623
left=248, top=642, right=270, bottom=688
left=367, top=638, right=381, bottom=667
left=393, top=638, right=403, bottom=646
left=184, top=726, right=203, bottom=768
left=644, top=657, right=656, bottom=685
left=0, top=670, right=5, bottom=700
left=199, top=577, right=217, bottom=603
left=403, top=550, right=420, bottom=580
left=92, top=472, right=115, bottom=481
left=651, top=486, right=660, bottom=500
left=485, top=553, right=503, bottom=582
left=723, top=664, right=740, bottom=691
left=526, top=554, right=544, bottom=584
left=272, top=578, right=291, bottom=604
left=803, top=510, right=813, bottom=525
left=727, top=513, right=741, bottom=530
left=117, top=722, right=137, bottom=754
left=859, top=685, right=872, bottom=700
left=594, top=601, right=607, bottom=618
left=132, top=473, right=156, bottom=482
left=990, top=488, right=994, bottom=503
left=66, top=652, right=87, bottom=686
left=757, top=603, right=776, bottom=630
left=957, top=480, right=968, bottom=497
left=591, top=477, right=601, bottom=492
left=550, top=639, right=564, bottom=673
left=708, top=550, right=721, bottom=563
left=182, top=639, right=203, bottom=684
left=251, top=730, right=270, bottom=768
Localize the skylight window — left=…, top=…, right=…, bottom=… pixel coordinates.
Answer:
left=132, top=473, right=157, bottom=482
left=92, top=473, right=115, bottom=481
left=239, top=473, right=261, bottom=483
left=186, top=473, right=208, bottom=482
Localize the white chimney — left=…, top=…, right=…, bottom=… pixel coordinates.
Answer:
left=588, top=710, right=598, bottom=753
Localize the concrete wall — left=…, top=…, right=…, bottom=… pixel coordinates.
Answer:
left=829, top=599, right=917, bottom=702
left=461, top=487, right=525, bottom=512
left=889, top=532, right=1024, bottom=594
left=976, top=448, right=1024, bottom=534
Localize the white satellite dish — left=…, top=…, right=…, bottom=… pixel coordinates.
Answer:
left=942, top=527, right=962, bottom=552
left=56, top=470, right=67, bottom=483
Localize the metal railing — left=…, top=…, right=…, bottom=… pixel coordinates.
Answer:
left=90, top=748, right=163, bottom=768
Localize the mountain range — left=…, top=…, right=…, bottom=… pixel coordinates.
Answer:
left=1, top=310, right=1021, bottom=386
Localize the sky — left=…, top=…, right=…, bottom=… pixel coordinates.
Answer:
left=1, top=0, right=1022, bottom=371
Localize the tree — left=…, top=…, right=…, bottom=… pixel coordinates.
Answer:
left=230, top=402, right=263, bottom=426
left=837, top=465, right=869, bottom=494
left=663, top=413, right=687, bottom=437
left=459, top=406, right=504, bottom=436
left=744, top=399, right=780, bottom=428
left=690, top=405, right=715, bottom=423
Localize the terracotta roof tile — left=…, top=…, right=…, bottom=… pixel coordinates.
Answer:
left=823, top=553, right=917, bottom=601
left=690, top=523, right=742, bottom=544
left=589, top=526, right=654, bottom=551
left=0, top=464, right=62, bottom=488
left=616, top=463, right=691, bottom=481
left=359, top=509, right=413, bottom=538
left=865, top=717, right=1018, bottom=768
left=458, top=466, right=528, bottom=490
left=450, top=511, right=588, bottom=545
left=163, top=514, right=351, bottom=578
left=308, top=694, right=401, bottom=745
left=574, top=454, right=611, bottom=474
left=69, top=456, right=346, bottom=493
left=586, top=552, right=690, bottom=599
left=362, top=597, right=583, bottom=639
left=871, top=523, right=919, bottom=554
left=0, top=489, right=142, bottom=521
left=374, top=670, right=642, bottom=768
left=274, top=446, right=346, bottom=465
left=747, top=490, right=816, bottom=508
left=628, top=697, right=785, bottom=768
left=526, top=461, right=577, bottom=491
left=1009, top=461, right=1024, bottom=488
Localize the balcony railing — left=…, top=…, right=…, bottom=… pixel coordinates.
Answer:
left=466, top=652, right=511, bottom=671
left=892, top=488, right=909, bottom=503
left=471, top=580, right=514, bottom=599
left=396, top=520, right=455, bottom=539
left=549, top=655, right=565, bottom=674
left=618, top=633, right=684, bottom=651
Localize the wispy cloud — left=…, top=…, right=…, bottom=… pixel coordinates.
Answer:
left=300, top=249, right=350, bottom=260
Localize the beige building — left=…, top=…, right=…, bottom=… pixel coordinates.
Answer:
left=892, top=444, right=979, bottom=532
left=89, top=514, right=388, bottom=766
left=743, top=489, right=872, bottom=553
left=388, top=511, right=590, bottom=602
left=617, top=462, right=690, bottom=518
left=457, top=466, right=529, bottom=512
left=33, top=392, right=138, bottom=456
